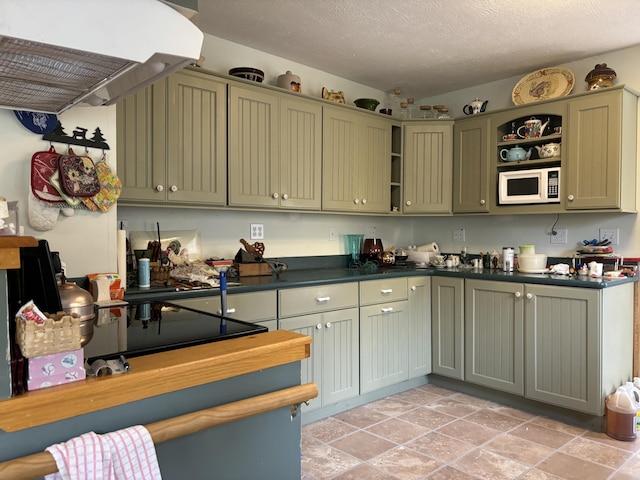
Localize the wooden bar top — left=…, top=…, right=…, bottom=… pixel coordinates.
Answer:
left=0, top=330, right=312, bottom=432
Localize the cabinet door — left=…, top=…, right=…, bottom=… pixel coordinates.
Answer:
left=404, top=122, right=453, bottom=214
left=322, top=308, right=360, bottom=406
left=166, top=71, right=227, bottom=205
left=322, top=106, right=360, bottom=212
left=465, top=280, right=524, bottom=395
left=228, top=85, right=279, bottom=207
left=279, top=96, right=322, bottom=210
left=565, top=90, right=622, bottom=209
left=408, top=276, right=431, bottom=378
left=280, top=313, right=323, bottom=412
left=431, top=277, right=464, bottom=379
left=360, top=300, right=409, bottom=393
left=359, top=116, right=391, bottom=213
left=452, top=116, right=490, bottom=213
left=524, top=284, right=600, bottom=414
left=116, top=81, right=166, bottom=202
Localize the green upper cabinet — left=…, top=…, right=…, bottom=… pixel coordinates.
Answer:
left=565, top=87, right=638, bottom=211
left=403, top=121, right=453, bottom=214
left=323, top=105, right=391, bottom=213
left=117, top=69, right=227, bottom=205
left=228, top=85, right=322, bottom=210
left=452, top=116, right=490, bottom=213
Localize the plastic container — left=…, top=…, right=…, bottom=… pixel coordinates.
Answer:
left=606, top=386, right=637, bottom=441
left=519, top=244, right=536, bottom=255
left=518, top=253, right=548, bottom=271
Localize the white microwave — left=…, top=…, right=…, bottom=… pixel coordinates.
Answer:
left=498, top=167, right=561, bottom=205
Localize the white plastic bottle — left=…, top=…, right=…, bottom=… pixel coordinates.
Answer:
left=606, top=386, right=637, bottom=441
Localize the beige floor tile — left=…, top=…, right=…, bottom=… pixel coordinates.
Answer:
left=365, top=396, right=418, bottom=417
left=483, top=433, right=554, bottom=466
left=397, top=406, right=457, bottom=430
left=537, top=452, right=614, bottom=480
left=463, top=409, right=527, bottom=432
left=487, top=404, right=537, bottom=422
left=301, top=443, right=362, bottom=479
left=330, top=430, right=396, bottom=461
left=518, top=469, right=564, bottom=480
left=531, top=416, right=590, bottom=436
left=583, top=429, right=640, bottom=453
left=334, top=404, right=390, bottom=429
left=561, top=436, right=634, bottom=469
left=371, top=446, right=444, bottom=480
left=302, top=417, right=358, bottom=444
left=366, top=417, right=428, bottom=444
left=452, top=449, right=530, bottom=479
left=393, top=388, right=443, bottom=406
left=450, top=392, right=499, bottom=409
left=509, top=422, right=575, bottom=449
left=332, top=463, right=399, bottom=480
left=427, top=397, right=481, bottom=418
left=405, top=431, right=476, bottom=463
left=612, top=451, right=640, bottom=478
left=425, top=466, right=480, bottom=479
left=418, top=384, right=458, bottom=398
left=436, top=418, right=502, bottom=445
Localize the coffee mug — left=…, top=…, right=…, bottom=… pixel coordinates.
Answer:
left=445, top=259, right=453, bottom=268
left=449, top=255, right=460, bottom=266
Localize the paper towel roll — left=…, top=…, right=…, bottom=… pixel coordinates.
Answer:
left=416, top=242, right=439, bottom=252
left=117, top=230, right=127, bottom=290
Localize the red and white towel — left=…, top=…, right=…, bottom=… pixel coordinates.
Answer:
left=45, top=425, right=162, bottom=480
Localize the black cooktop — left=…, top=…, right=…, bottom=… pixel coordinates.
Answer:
left=86, top=300, right=268, bottom=362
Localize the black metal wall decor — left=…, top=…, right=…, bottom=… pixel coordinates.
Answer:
left=42, top=121, right=110, bottom=150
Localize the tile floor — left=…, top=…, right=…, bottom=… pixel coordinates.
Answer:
left=301, top=384, right=640, bottom=480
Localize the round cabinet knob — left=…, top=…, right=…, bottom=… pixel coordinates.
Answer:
left=316, top=323, right=322, bottom=330
left=354, top=198, right=360, bottom=204
left=480, top=199, right=486, bottom=205
left=567, top=195, right=575, bottom=201
left=362, top=199, right=367, bottom=205
left=282, top=193, right=289, bottom=200
left=514, top=291, right=521, bottom=298
left=405, top=200, right=412, bottom=206
left=272, top=192, right=279, bottom=199
left=526, top=293, right=533, bottom=300
left=170, top=185, right=178, bottom=192
left=155, top=185, right=164, bottom=192
left=325, top=322, right=332, bottom=329
left=411, top=285, right=417, bottom=291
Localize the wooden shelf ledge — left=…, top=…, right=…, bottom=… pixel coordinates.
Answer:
left=0, top=330, right=312, bottom=432
left=0, top=236, right=37, bottom=270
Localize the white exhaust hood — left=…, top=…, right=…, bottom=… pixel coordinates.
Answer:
left=0, top=0, right=204, bottom=114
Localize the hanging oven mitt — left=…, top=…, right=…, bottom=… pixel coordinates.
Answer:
left=57, top=148, right=101, bottom=197
left=30, top=146, right=66, bottom=205
left=82, top=153, right=122, bottom=212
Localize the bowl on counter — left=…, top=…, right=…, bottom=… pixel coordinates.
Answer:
left=518, top=253, right=548, bottom=272
left=229, top=67, right=265, bottom=83
left=354, top=98, right=380, bottom=111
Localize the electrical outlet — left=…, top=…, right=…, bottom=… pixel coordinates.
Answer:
left=452, top=228, right=465, bottom=242
left=599, top=228, right=619, bottom=245
left=250, top=223, right=264, bottom=240
left=550, top=228, right=568, bottom=244
left=329, top=227, right=336, bottom=241
left=366, top=226, right=376, bottom=238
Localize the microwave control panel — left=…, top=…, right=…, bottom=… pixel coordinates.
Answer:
left=547, top=170, right=559, bottom=199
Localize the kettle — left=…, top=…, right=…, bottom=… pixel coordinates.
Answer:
left=535, top=143, right=561, bottom=158
left=463, top=98, right=488, bottom=115
left=500, top=145, right=533, bottom=162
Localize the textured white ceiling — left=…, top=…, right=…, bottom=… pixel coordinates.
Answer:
left=193, top=0, right=640, bottom=98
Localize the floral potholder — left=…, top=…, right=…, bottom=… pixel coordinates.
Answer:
left=58, top=148, right=101, bottom=197
left=82, top=155, right=122, bottom=212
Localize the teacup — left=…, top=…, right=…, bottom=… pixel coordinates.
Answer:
left=432, top=254, right=446, bottom=265
left=554, top=126, right=562, bottom=135
left=502, top=133, right=517, bottom=141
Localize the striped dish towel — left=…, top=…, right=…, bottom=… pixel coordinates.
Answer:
left=45, top=426, right=161, bottom=480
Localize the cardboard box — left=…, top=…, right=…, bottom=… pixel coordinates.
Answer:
left=27, top=348, right=85, bottom=390
left=234, top=262, right=271, bottom=277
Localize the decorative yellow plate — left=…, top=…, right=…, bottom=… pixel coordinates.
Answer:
left=512, top=67, right=575, bottom=105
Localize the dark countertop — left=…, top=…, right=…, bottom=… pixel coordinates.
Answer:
left=122, top=255, right=637, bottom=303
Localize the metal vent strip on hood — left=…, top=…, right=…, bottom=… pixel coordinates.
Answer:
left=0, top=0, right=204, bottom=114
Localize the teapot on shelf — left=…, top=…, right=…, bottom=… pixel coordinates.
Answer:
left=462, top=98, right=488, bottom=115
left=535, top=143, right=561, bottom=158
left=517, top=117, right=550, bottom=139
left=500, top=145, right=532, bottom=162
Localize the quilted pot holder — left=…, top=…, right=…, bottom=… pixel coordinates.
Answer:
left=30, top=146, right=66, bottom=204
left=82, top=154, right=122, bottom=212
left=58, top=148, right=101, bottom=197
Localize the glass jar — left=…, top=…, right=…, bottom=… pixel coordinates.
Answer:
left=419, top=105, right=432, bottom=119
left=436, top=107, right=450, bottom=119
left=398, top=101, right=409, bottom=119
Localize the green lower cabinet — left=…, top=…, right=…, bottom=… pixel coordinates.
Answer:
left=280, top=308, right=359, bottom=412
left=431, top=277, right=465, bottom=380
left=465, top=279, right=524, bottom=395
left=408, top=276, right=432, bottom=378
left=360, top=300, right=409, bottom=393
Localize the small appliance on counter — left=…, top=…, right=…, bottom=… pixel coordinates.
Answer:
left=361, top=237, right=383, bottom=263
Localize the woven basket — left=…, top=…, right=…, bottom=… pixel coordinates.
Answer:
left=16, top=313, right=81, bottom=358
left=150, top=265, right=172, bottom=285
